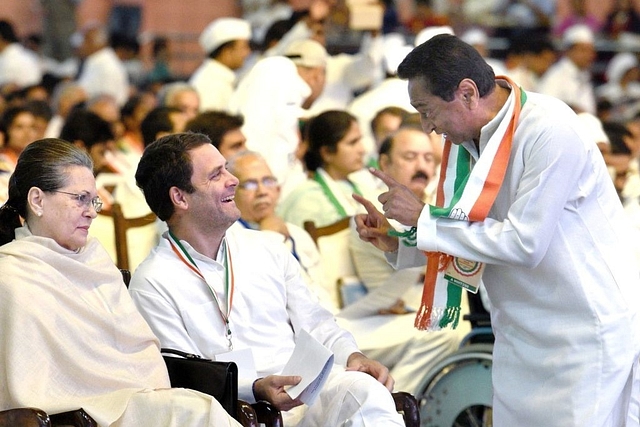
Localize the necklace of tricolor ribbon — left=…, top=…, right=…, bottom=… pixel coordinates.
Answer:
left=167, top=230, right=235, bottom=350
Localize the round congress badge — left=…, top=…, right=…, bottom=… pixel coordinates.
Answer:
left=452, top=258, right=482, bottom=277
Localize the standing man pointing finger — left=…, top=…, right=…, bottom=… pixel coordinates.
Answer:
left=355, top=34, right=640, bottom=427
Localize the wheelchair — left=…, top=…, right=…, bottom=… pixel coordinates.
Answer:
left=415, top=291, right=494, bottom=427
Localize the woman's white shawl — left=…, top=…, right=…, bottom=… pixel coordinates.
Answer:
left=0, top=226, right=170, bottom=426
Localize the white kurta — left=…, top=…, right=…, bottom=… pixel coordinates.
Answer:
left=229, top=56, right=309, bottom=199
left=129, top=227, right=403, bottom=426
left=0, top=226, right=239, bottom=427
left=77, top=47, right=129, bottom=106
left=0, top=43, right=42, bottom=88
left=394, top=88, right=640, bottom=426
left=189, top=59, right=236, bottom=113
left=536, top=56, right=596, bottom=114
left=230, top=220, right=323, bottom=299
left=305, top=34, right=384, bottom=117
left=229, top=222, right=461, bottom=395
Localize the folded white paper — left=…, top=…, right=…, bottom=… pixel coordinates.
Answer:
left=281, top=329, right=334, bottom=406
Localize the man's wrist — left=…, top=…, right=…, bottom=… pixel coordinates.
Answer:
left=385, top=237, right=400, bottom=253
left=252, top=377, right=263, bottom=400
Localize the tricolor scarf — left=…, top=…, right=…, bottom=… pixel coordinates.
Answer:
left=414, top=77, right=526, bottom=331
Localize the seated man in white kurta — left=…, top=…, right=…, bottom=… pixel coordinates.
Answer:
left=129, top=132, right=405, bottom=427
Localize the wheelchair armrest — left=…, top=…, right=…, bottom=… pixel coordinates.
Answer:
left=392, top=391, right=420, bottom=427
left=458, top=326, right=495, bottom=346
left=0, top=408, right=51, bottom=427
left=49, top=408, right=97, bottom=427
left=251, top=401, right=283, bottom=427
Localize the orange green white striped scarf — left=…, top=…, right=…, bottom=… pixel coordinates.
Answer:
left=415, top=77, right=526, bottom=331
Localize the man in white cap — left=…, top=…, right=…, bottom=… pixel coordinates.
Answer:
left=596, top=52, right=640, bottom=121
left=190, top=17, right=252, bottom=113
left=261, top=0, right=386, bottom=118
left=537, top=23, right=597, bottom=114
left=229, top=38, right=328, bottom=199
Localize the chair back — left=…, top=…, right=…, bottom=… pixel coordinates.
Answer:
left=106, top=203, right=157, bottom=270
left=303, top=217, right=352, bottom=245
left=304, top=217, right=357, bottom=309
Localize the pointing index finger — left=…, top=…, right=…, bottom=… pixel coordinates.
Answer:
left=369, top=167, right=401, bottom=188
left=352, top=193, right=379, bottom=216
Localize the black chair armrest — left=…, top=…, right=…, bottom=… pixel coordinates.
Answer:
left=392, top=391, right=420, bottom=427
left=237, top=400, right=259, bottom=427
left=251, top=400, right=283, bottom=427
left=49, top=408, right=97, bottom=427
left=0, top=408, right=51, bottom=427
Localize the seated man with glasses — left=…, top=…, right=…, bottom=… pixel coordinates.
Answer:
left=228, top=149, right=460, bottom=397
left=227, top=150, right=323, bottom=293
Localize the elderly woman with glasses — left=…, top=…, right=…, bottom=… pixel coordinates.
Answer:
left=0, top=138, right=242, bottom=426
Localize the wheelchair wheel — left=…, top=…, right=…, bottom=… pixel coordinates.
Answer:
left=417, top=343, right=493, bottom=427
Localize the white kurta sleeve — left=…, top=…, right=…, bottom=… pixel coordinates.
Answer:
left=232, top=57, right=308, bottom=186
left=282, top=248, right=360, bottom=366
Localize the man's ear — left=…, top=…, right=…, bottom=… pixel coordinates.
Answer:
left=169, top=186, right=188, bottom=211
left=457, top=78, right=479, bottom=108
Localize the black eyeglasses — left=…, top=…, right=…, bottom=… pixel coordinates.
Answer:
left=52, top=190, right=103, bottom=213
left=237, top=176, right=278, bottom=191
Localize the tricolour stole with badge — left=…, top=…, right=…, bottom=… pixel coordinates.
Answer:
left=415, top=77, right=526, bottom=330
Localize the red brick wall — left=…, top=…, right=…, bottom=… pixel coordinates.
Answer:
left=1, top=0, right=241, bottom=77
